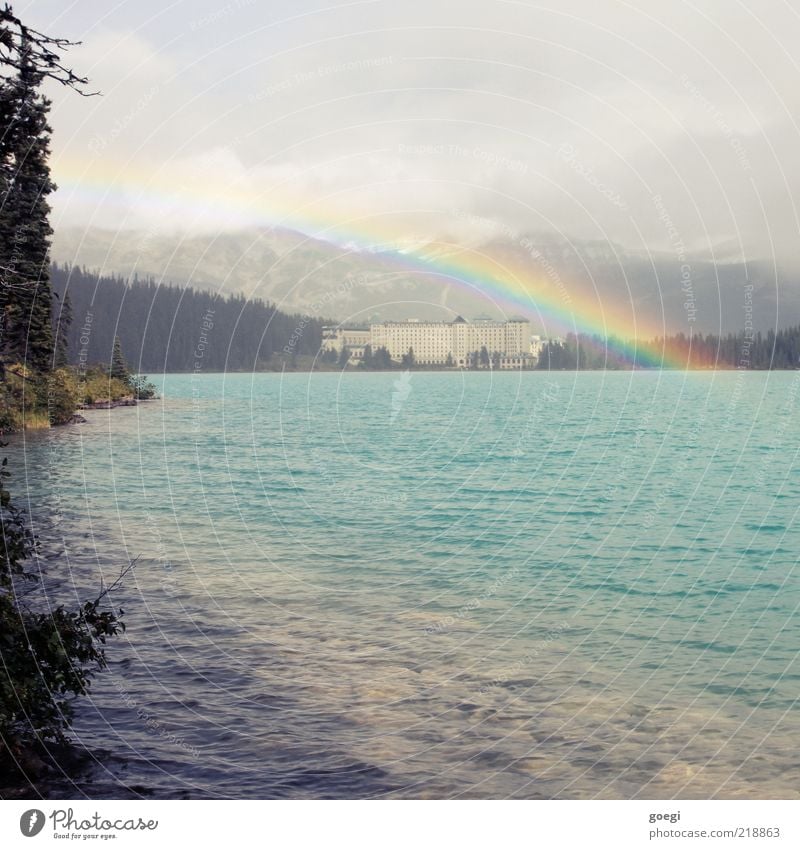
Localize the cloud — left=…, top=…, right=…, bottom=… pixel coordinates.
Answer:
left=27, top=0, right=800, bottom=265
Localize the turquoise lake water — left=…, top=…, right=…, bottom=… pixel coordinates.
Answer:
left=6, top=370, right=799, bottom=798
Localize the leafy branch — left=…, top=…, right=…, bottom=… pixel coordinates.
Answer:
left=1, top=450, right=133, bottom=752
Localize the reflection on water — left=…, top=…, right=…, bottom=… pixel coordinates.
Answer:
left=4, top=371, right=799, bottom=798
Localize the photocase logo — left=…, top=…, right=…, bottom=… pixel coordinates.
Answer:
left=19, top=810, right=45, bottom=837
left=390, top=370, right=413, bottom=423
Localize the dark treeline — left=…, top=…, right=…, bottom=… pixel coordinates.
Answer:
left=49, top=266, right=800, bottom=373
left=537, top=330, right=800, bottom=370
left=51, top=264, right=326, bottom=372
left=0, top=5, right=133, bottom=784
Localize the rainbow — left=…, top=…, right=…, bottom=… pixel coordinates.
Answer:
left=53, top=154, right=705, bottom=369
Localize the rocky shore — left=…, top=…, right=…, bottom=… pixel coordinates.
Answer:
left=66, top=396, right=143, bottom=425
left=78, top=397, right=138, bottom=410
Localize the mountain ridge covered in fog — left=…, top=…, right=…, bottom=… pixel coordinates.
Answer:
left=52, top=226, right=797, bottom=334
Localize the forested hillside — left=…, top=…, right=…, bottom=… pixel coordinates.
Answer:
left=49, top=262, right=800, bottom=373
left=50, top=265, right=326, bottom=372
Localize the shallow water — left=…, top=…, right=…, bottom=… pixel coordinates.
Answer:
left=5, top=370, right=799, bottom=798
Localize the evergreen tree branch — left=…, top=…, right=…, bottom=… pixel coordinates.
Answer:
left=0, top=5, right=98, bottom=95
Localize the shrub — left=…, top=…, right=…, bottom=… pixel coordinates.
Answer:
left=0, top=455, right=130, bottom=761
left=130, top=374, right=157, bottom=400
left=81, top=369, right=132, bottom=405
left=46, top=368, right=81, bottom=425
left=0, top=366, right=47, bottom=432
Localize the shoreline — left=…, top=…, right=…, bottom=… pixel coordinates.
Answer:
left=112, top=366, right=799, bottom=374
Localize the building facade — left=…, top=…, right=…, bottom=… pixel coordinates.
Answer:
left=323, top=317, right=533, bottom=367
left=321, top=326, right=370, bottom=360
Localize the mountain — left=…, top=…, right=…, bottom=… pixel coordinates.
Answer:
left=51, top=226, right=800, bottom=334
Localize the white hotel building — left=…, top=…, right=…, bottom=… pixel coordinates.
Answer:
left=322, top=316, right=533, bottom=368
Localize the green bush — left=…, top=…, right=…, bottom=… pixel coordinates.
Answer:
left=0, top=366, right=49, bottom=432
left=46, top=368, right=81, bottom=425
left=130, top=374, right=157, bottom=400
left=81, top=369, right=132, bottom=405
left=0, top=456, right=129, bottom=763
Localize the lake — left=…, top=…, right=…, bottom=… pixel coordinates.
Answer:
left=6, top=370, right=799, bottom=798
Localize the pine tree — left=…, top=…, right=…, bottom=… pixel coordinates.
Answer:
left=0, top=36, right=55, bottom=374
left=110, top=335, right=129, bottom=383
left=52, top=287, right=72, bottom=367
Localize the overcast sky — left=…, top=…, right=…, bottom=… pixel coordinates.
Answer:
left=19, top=0, right=800, bottom=266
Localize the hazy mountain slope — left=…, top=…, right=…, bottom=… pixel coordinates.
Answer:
left=51, top=226, right=799, bottom=333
